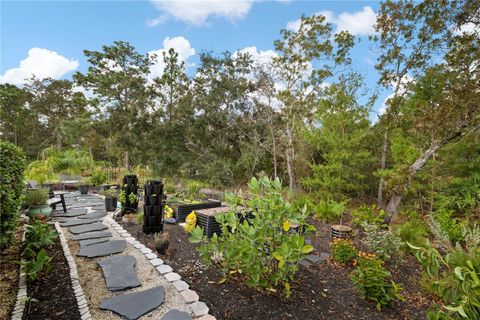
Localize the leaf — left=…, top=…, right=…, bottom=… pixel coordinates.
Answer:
left=272, top=252, right=283, bottom=261
left=217, top=278, right=227, bottom=284
left=188, top=226, right=204, bottom=243
left=445, top=305, right=467, bottom=318
left=301, top=244, right=314, bottom=254
left=283, top=220, right=291, bottom=232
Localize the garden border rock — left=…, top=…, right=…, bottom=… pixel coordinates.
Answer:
left=54, top=222, right=92, bottom=320
left=104, top=216, right=217, bottom=319
left=11, top=215, right=27, bottom=320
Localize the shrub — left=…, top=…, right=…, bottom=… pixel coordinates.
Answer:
left=351, top=204, right=385, bottom=228
left=429, top=210, right=463, bottom=246
left=89, top=169, right=107, bottom=186
left=330, top=238, right=358, bottom=264
left=25, top=188, right=49, bottom=207
left=408, top=241, right=480, bottom=319
left=0, top=141, right=27, bottom=249
left=350, top=252, right=404, bottom=310
left=21, top=248, right=53, bottom=281
left=186, top=180, right=205, bottom=199
left=190, top=177, right=315, bottom=297
left=398, top=212, right=429, bottom=245
left=314, top=199, right=347, bottom=222
left=362, top=222, right=403, bottom=261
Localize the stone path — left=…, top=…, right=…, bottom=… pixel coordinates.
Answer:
left=52, top=192, right=214, bottom=320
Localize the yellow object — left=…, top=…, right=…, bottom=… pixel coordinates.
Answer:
left=164, top=205, right=174, bottom=218
left=282, top=220, right=291, bottom=232
left=185, top=210, right=197, bottom=233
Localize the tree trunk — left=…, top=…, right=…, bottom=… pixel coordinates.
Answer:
left=384, top=132, right=462, bottom=223
left=125, top=150, right=129, bottom=171
left=377, top=130, right=388, bottom=206
left=286, top=124, right=295, bottom=191
left=271, top=125, right=278, bottom=178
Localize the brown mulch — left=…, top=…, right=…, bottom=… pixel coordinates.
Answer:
left=121, top=218, right=433, bottom=320
left=25, top=239, right=81, bottom=320
left=0, top=222, right=24, bottom=320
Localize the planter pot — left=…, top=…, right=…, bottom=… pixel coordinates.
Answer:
left=153, top=184, right=162, bottom=195
left=28, top=205, right=52, bottom=218
left=144, top=185, right=153, bottom=196
left=79, top=185, right=89, bottom=194
left=144, top=205, right=153, bottom=217
left=148, top=216, right=156, bottom=227
left=105, top=197, right=118, bottom=211
left=153, top=205, right=162, bottom=217
left=149, top=195, right=158, bottom=206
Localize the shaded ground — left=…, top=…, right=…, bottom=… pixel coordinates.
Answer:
left=0, top=222, right=23, bottom=320
left=25, top=238, right=81, bottom=320
left=121, top=218, right=433, bottom=320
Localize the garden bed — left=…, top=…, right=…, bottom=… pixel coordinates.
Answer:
left=24, top=238, right=81, bottom=320
left=0, top=222, right=24, bottom=319
left=120, top=218, right=434, bottom=320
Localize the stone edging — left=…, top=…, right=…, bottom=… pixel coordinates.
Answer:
left=104, top=216, right=216, bottom=320
left=11, top=217, right=27, bottom=320
left=54, top=222, right=92, bottom=320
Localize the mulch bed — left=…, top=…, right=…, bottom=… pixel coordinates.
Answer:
left=0, top=222, right=24, bottom=319
left=25, top=238, right=81, bottom=320
left=121, top=218, right=434, bottom=320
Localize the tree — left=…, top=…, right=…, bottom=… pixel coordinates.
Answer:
left=273, top=14, right=355, bottom=191
left=74, top=41, right=154, bottom=170
left=0, top=84, right=29, bottom=146
left=374, top=0, right=480, bottom=221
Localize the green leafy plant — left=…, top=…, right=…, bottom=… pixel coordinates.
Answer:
left=0, top=141, right=26, bottom=249
left=397, top=211, right=430, bottom=245
left=190, top=177, right=315, bottom=297
left=99, top=188, right=118, bottom=198
left=314, top=199, right=347, bottom=222
left=89, top=169, right=107, bottom=186
left=119, top=190, right=126, bottom=203
left=22, top=218, right=58, bottom=260
left=21, top=248, right=53, bottom=281
left=429, top=210, right=463, bottom=246
left=25, top=188, right=49, bottom=207
left=186, top=180, right=205, bottom=199
left=350, top=253, right=404, bottom=310
left=351, top=205, right=385, bottom=228
left=362, top=222, right=403, bottom=261
left=408, top=241, right=480, bottom=319
left=128, top=192, right=137, bottom=203
left=330, top=238, right=358, bottom=264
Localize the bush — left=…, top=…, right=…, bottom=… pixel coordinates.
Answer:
left=0, top=141, right=27, bottom=249
left=408, top=241, right=480, bottom=319
left=26, top=188, right=49, bottom=207
left=330, top=238, right=358, bottom=264
left=429, top=210, right=463, bottom=246
left=397, top=212, right=429, bottom=245
left=351, top=205, right=385, bottom=228
left=362, top=222, right=403, bottom=261
left=190, top=177, right=315, bottom=297
left=350, top=253, right=404, bottom=310
left=89, top=168, right=107, bottom=186
left=314, top=199, right=347, bottom=222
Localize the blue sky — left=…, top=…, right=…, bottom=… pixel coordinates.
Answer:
left=1, top=0, right=388, bottom=118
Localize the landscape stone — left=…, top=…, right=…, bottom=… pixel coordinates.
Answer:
left=79, top=238, right=110, bottom=247
left=145, top=253, right=157, bottom=259
left=99, top=286, right=165, bottom=320
left=72, top=231, right=112, bottom=241
left=150, top=258, right=163, bottom=267
left=51, top=208, right=87, bottom=217
left=78, top=211, right=107, bottom=219
left=298, top=259, right=311, bottom=267
left=181, top=289, right=199, bottom=303
left=140, top=247, right=152, bottom=254
left=172, top=280, right=189, bottom=292
left=189, top=301, right=209, bottom=317
left=320, top=252, right=330, bottom=260
left=69, top=202, right=104, bottom=209
left=77, top=240, right=126, bottom=258
left=60, top=218, right=101, bottom=227
left=305, top=254, right=322, bottom=264
left=164, top=272, right=181, bottom=282
left=197, top=315, right=217, bottom=320
left=161, top=309, right=192, bottom=320
left=69, top=223, right=108, bottom=234
left=97, top=255, right=141, bottom=291
left=134, top=243, right=145, bottom=249
left=156, top=265, right=172, bottom=274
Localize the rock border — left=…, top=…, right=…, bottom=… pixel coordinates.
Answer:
left=11, top=216, right=27, bottom=320
left=54, top=222, right=92, bottom=320
left=104, top=216, right=216, bottom=319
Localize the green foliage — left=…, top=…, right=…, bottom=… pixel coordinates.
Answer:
left=314, top=199, right=347, bottom=222
left=89, top=168, right=107, bottom=186
left=408, top=241, right=480, bottom=319
left=430, top=210, right=463, bottom=246
left=189, top=177, right=315, bottom=297
left=21, top=248, right=53, bottom=281
left=351, top=205, right=385, bottom=228
left=25, top=160, right=58, bottom=184
left=186, top=180, right=205, bottom=199
left=25, top=188, right=49, bottom=207
left=0, top=141, right=26, bottom=249
left=99, top=188, right=118, bottom=198
left=397, top=212, right=429, bottom=245
left=330, top=238, right=357, bottom=264
left=350, top=254, right=404, bottom=310
left=361, top=222, right=402, bottom=261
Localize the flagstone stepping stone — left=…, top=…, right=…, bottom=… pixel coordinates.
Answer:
left=51, top=208, right=87, bottom=217
left=100, top=286, right=165, bottom=320
left=79, top=238, right=110, bottom=247
left=72, top=231, right=112, bottom=241
left=305, top=254, right=322, bottom=264
left=69, top=202, right=104, bottom=208
left=97, top=256, right=141, bottom=291
left=77, top=211, right=107, bottom=219
left=60, top=218, right=101, bottom=227
left=161, top=309, right=192, bottom=320
left=69, top=223, right=108, bottom=234
left=77, top=240, right=126, bottom=258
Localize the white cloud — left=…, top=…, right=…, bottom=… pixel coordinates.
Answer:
left=286, top=6, right=377, bottom=36
left=454, top=22, right=479, bottom=35
left=0, top=48, right=79, bottom=85
left=148, top=0, right=253, bottom=26
left=148, top=36, right=196, bottom=78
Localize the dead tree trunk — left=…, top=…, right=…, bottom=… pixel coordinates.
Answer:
left=377, top=130, right=388, bottom=206
left=286, top=124, right=295, bottom=191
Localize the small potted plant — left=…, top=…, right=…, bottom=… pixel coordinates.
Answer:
left=100, top=188, right=118, bottom=211
left=77, top=179, right=90, bottom=195
left=154, top=232, right=169, bottom=255
left=26, top=188, right=52, bottom=217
